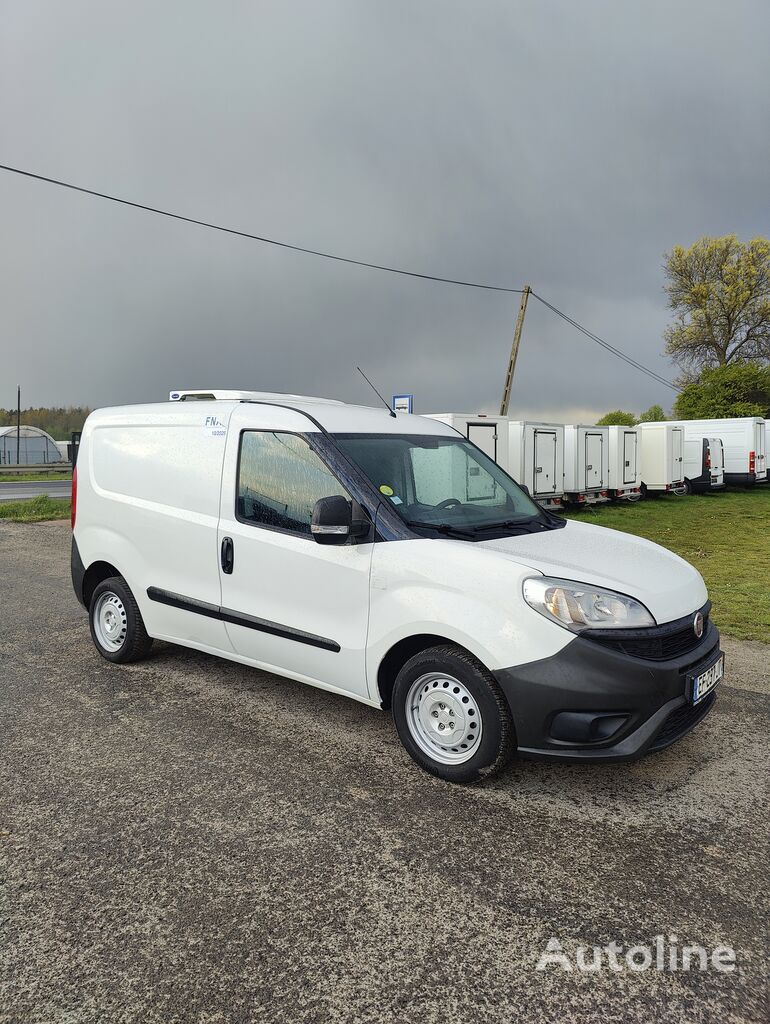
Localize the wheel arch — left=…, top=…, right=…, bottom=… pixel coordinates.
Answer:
left=376, top=633, right=488, bottom=709
left=81, top=559, right=122, bottom=609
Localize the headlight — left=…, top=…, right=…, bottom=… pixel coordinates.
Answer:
left=522, top=576, right=655, bottom=632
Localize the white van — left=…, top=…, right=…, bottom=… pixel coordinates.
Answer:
left=563, top=425, right=610, bottom=504
left=71, top=390, right=723, bottom=782
left=638, top=423, right=685, bottom=494
left=681, top=436, right=725, bottom=494
left=606, top=426, right=642, bottom=501
left=667, top=417, right=766, bottom=487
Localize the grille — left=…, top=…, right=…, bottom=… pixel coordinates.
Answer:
left=648, top=691, right=717, bottom=752
left=583, top=604, right=710, bottom=662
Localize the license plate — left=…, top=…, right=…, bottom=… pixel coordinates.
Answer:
left=690, top=654, right=724, bottom=704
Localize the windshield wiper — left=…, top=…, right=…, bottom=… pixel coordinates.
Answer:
left=470, top=518, right=550, bottom=536
left=404, top=520, right=477, bottom=539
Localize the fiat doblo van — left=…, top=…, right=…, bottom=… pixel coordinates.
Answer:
left=71, top=390, right=723, bottom=783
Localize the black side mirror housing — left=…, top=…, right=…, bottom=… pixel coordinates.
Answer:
left=311, top=495, right=352, bottom=544
left=311, top=496, right=371, bottom=544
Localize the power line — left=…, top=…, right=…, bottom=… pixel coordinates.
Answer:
left=531, top=292, right=681, bottom=392
left=0, top=163, right=523, bottom=295
left=0, top=161, right=680, bottom=393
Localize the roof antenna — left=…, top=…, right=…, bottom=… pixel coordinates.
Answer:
left=356, top=366, right=397, bottom=417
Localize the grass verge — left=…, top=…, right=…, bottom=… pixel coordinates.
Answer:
left=0, top=495, right=71, bottom=523
left=563, top=487, right=770, bottom=642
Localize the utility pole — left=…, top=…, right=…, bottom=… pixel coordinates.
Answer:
left=16, top=385, right=21, bottom=466
left=499, top=285, right=531, bottom=417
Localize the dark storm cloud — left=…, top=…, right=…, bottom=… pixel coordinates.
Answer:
left=1, top=0, right=769, bottom=419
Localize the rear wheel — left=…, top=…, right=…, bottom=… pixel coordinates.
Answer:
left=89, top=576, right=153, bottom=663
left=392, top=645, right=515, bottom=783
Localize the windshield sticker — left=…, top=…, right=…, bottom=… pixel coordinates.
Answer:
left=379, top=484, right=394, bottom=496
left=390, top=495, right=403, bottom=505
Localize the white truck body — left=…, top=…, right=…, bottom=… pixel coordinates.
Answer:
left=563, top=425, right=610, bottom=503
left=424, top=413, right=509, bottom=464
left=667, top=417, right=766, bottom=486
left=639, top=423, right=685, bottom=492
left=505, top=422, right=565, bottom=508
left=606, top=426, right=642, bottom=499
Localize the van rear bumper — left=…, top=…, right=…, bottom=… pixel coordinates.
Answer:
left=494, top=622, right=721, bottom=762
left=71, top=536, right=86, bottom=607
left=725, top=472, right=764, bottom=486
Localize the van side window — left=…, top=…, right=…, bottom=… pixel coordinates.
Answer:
left=237, top=432, right=350, bottom=535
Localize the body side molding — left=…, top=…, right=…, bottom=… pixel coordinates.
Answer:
left=146, top=586, right=341, bottom=652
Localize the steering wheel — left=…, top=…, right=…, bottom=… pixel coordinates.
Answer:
left=436, top=497, right=463, bottom=510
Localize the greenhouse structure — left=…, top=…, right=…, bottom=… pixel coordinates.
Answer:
left=0, top=425, right=67, bottom=465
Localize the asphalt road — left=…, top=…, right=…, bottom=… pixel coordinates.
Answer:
left=1, top=520, right=767, bottom=1024
left=0, top=480, right=71, bottom=501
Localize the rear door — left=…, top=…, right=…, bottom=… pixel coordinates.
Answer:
left=584, top=432, right=603, bottom=489
left=671, top=428, right=684, bottom=482
left=755, top=421, right=767, bottom=480
left=216, top=405, right=373, bottom=701
left=709, top=438, right=725, bottom=484
left=466, top=423, right=498, bottom=499
left=622, top=430, right=637, bottom=485
left=711, top=439, right=725, bottom=473
left=533, top=430, right=557, bottom=495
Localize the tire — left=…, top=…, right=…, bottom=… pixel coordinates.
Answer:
left=89, top=576, right=153, bottom=664
left=681, top=479, right=693, bottom=495
left=392, top=644, right=515, bottom=784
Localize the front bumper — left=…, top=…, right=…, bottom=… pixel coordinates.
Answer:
left=494, top=621, right=721, bottom=762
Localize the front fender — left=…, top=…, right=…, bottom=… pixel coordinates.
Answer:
left=366, top=539, right=573, bottom=686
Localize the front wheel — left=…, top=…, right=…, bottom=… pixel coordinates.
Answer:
left=89, top=576, right=154, bottom=663
left=392, top=645, right=515, bottom=783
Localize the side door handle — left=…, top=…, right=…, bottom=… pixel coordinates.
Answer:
left=221, top=536, right=234, bottom=575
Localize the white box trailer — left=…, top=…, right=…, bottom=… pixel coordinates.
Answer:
left=506, top=422, right=565, bottom=508
left=423, top=414, right=510, bottom=502
left=667, top=417, right=767, bottom=486
left=638, top=423, right=685, bottom=493
left=563, top=425, right=610, bottom=504
left=606, top=426, right=642, bottom=500
left=425, top=414, right=508, bottom=462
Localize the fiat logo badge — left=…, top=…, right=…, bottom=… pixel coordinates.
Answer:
left=693, top=612, right=704, bottom=639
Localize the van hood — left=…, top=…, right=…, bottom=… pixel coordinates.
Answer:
left=479, top=519, right=707, bottom=625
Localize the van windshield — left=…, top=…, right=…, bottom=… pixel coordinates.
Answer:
left=334, top=433, right=547, bottom=537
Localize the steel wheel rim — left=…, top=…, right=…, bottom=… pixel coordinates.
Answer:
left=93, top=591, right=128, bottom=652
left=405, top=671, right=483, bottom=765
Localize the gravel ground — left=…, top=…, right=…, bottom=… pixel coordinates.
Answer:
left=1, top=520, right=767, bottom=1024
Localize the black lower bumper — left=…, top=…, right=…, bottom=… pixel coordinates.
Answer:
left=494, top=622, right=721, bottom=762
left=725, top=472, right=762, bottom=486
left=71, top=536, right=86, bottom=607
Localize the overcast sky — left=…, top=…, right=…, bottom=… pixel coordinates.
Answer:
left=2, top=0, right=769, bottom=421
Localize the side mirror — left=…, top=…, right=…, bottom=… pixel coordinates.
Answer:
left=519, top=484, right=531, bottom=496
left=311, top=495, right=353, bottom=544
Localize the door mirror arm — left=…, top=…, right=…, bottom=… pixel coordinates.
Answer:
left=349, top=500, right=372, bottom=540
